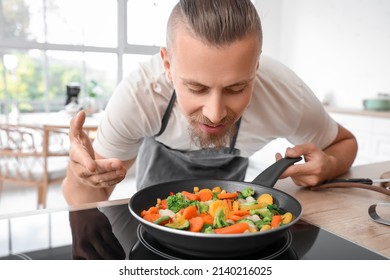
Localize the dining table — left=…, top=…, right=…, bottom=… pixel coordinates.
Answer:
left=0, top=160, right=389, bottom=260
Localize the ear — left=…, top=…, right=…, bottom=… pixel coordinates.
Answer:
left=160, top=47, right=172, bottom=81
left=256, top=51, right=262, bottom=70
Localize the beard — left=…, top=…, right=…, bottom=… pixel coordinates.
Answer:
left=188, top=110, right=238, bottom=150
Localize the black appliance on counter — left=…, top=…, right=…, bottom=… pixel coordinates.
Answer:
left=65, top=82, right=81, bottom=106
left=0, top=203, right=387, bottom=260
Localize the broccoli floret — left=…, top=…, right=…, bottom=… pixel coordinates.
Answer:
left=167, top=192, right=189, bottom=213
left=198, top=202, right=209, bottom=213
left=202, top=225, right=215, bottom=234
left=213, top=208, right=231, bottom=229
left=241, top=187, right=255, bottom=198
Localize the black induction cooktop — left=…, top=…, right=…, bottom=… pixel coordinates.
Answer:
left=0, top=203, right=387, bottom=260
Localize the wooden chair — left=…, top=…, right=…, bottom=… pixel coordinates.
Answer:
left=0, top=124, right=97, bottom=209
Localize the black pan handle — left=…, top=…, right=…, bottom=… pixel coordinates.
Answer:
left=251, top=157, right=302, bottom=188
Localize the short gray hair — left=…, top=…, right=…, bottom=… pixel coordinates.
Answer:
left=166, top=0, right=262, bottom=51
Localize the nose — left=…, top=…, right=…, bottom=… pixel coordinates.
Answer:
left=202, top=92, right=227, bottom=124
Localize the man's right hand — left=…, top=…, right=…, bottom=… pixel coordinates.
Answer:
left=63, top=111, right=127, bottom=205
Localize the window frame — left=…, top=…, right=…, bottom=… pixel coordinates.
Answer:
left=0, top=0, right=161, bottom=113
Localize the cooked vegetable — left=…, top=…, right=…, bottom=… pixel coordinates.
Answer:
left=240, top=187, right=255, bottom=198
left=182, top=205, right=198, bottom=220
left=198, top=188, right=213, bottom=201
left=209, top=200, right=229, bottom=217
left=202, top=225, right=214, bottom=233
left=141, top=206, right=160, bottom=222
left=240, top=202, right=265, bottom=211
left=271, top=215, right=283, bottom=228
left=257, top=193, right=273, bottom=205
left=189, top=216, right=204, bottom=232
left=200, top=213, right=214, bottom=224
left=213, top=208, right=231, bottom=228
left=154, top=215, right=170, bottom=225
left=182, top=191, right=199, bottom=201
left=140, top=187, right=294, bottom=235
left=267, top=204, right=286, bottom=215
left=214, top=222, right=249, bottom=234
left=165, top=216, right=190, bottom=230
left=282, top=212, right=293, bottom=224
left=249, top=208, right=272, bottom=218
left=217, top=192, right=238, bottom=199
left=167, top=192, right=190, bottom=213
left=260, top=224, right=271, bottom=231
left=189, top=200, right=209, bottom=213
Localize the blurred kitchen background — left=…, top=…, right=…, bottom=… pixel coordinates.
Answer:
left=1, top=0, right=390, bottom=214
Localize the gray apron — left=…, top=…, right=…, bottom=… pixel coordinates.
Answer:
left=135, top=91, right=249, bottom=190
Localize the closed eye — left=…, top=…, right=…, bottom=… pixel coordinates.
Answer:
left=224, top=85, right=247, bottom=94
left=188, top=85, right=209, bottom=94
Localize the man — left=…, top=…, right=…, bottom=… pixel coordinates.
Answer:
left=63, top=0, right=357, bottom=207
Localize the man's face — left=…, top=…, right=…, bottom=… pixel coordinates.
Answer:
left=161, top=28, right=260, bottom=149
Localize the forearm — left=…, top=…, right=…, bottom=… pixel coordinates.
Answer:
left=323, top=125, right=358, bottom=179
left=62, top=174, right=112, bottom=206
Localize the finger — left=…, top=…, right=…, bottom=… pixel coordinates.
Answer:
left=69, top=143, right=97, bottom=173
left=95, top=158, right=125, bottom=173
left=280, top=164, right=307, bottom=178
left=84, top=169, right=126, bottom=188
left=284, top=144, right=317, bottom=158
left=69, top=111, right=86, bottom=140
left=276, top=152, right=303, bottom=179
left=275, top=152, right=283, bottom=161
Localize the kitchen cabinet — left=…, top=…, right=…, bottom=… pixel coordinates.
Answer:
left=329, top=112, right=390, bottom=165
left=247, top=109, right=390, bottom=178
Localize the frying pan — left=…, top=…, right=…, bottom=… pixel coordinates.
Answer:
left=128, top=157, right=303, bottom=258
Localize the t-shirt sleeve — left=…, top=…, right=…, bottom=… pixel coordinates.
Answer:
left=287, top=81, right=338, bottom=149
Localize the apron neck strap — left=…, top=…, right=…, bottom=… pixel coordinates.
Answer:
left=155, top=90, right=177, bottom=137
left=229, top=117, right=241, bottom=152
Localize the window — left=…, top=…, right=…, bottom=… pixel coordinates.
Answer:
left=0, top=0, right=177, bottom=113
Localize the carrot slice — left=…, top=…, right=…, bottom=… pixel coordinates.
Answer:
left=182, top=191, right=199, bottom=201
left=142, top=213, right=160, bottom=223
left=271, top=215, right=282, bottom=228
left=198, top=189, right=213, bottom=201
left=147, top=206, right=159, bottom=214
left=160, top=199, right=168, bottom=209
left=200, top=213, right=214, bottom=225
left=230, top=210, right=250, bottom=216
left=182, top=205, right=198, bottom=220
left=141, top=206, right=160, bottom=221
left=189, top=216, right=204, bottom=232
left=217, top=192, right=238, bottom=199
left=228, top=213, right=247, bottom=222
left=214, top=223, right=249, bottom=234
left=224, top=199, right=233, bottom=211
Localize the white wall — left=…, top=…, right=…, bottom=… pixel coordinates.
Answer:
left=255, top=0, right=390, bottom=108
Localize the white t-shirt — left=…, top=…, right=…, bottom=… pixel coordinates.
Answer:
left=93, top=54, right=338, bottom=161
